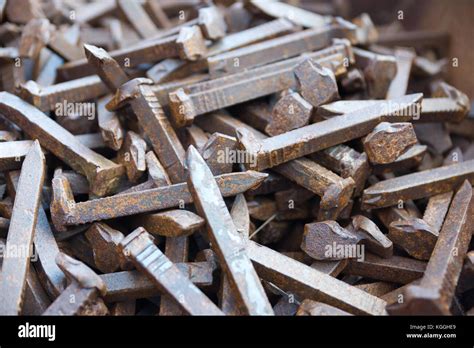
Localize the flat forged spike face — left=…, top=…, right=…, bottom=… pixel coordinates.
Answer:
left=0, top=141, right=45, bottom=315
left=118, top=227, right=223, bottom=316
left=185, top=146, right=274, bottom=315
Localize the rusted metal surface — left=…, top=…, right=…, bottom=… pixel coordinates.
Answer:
left=387, top=181, right=474, bottom=315
left=362, top=160, right=474, bottom=209
left=0, top=0, right=471, bottom=318
left=0, top=92, right=124, bottom=197
left=186, top=146, right=273, bottom=315
left=247, top=241, right=387, bottom=315
left=239, top=94, right=422, bottom=171
left=119, top=227, right=223, bottom=315
left=0, top=141, right=45, bottom=315
left=296, top=299, right=353, bottom=316
left=43, top=252, right=107, bottom=316
left=101, top=261, right=215, bottom=302
left=140, top=210, right=205, bottom=238
left=51, top=170, right=267, bottom=230
left=363, top=122, right=418, bottom=164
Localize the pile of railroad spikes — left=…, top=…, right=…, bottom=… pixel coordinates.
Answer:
left=0, top=0, right=472, bottom=316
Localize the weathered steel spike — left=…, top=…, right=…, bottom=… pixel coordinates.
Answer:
left=84, top=222, right=129, bottom=273
left=139, top=210, right=205, bottom=238
left=344, top=253, right=426, bottom=284
left=247, top=240, right=387, bottom=315
left=51, top=170, right=267, bottom=230
left=6, top=168, right=66, bottom=299
left=101, top=261, right=215, bottom=302
left=97, top=97, right=124, bottom=151
left=116, top=0, right=159, bottom=39
left=169, top=46, right=349, bottom=127
left=0, top=141, right=45, bottom=315
left=43, top=252, right=108, bottom=316
left=0, top=92, right=124, bottom=197
left=186, top=145, right=274, bottom=315
left=362, top=159, right=474, bottom=210
left=296, top=300, right=353, bottom=316
left=220, top=193, right=250, bottom=315
left=310, top=144, right=369, bottom=197
left=388, top=191, right=453, bottom=261
left=18, top=76, right=108, bottom=112
left=196, top=112, right=355, bottom=220
left=363, top=122, right=418, bottom=165
left=118, top=131, right=147, bottom=183
left=207, top=24, right=351, bottom=77
left=387, top=181, right=474, bottom=315
left=118, top=227, right=223, bottom=315
left=386, top=48, right=416, bottom=99
left=238, top=94, right=422, bottom=171
left=58, top=27, right=207, bottom=81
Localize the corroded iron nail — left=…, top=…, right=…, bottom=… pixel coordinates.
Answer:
left=247, top=240, right=387, bottom=315
left=198, top=5, right=227, bottom=40
left=195, top=111, right=355, bottom=219
left=301, top=216, right=392, bottom=261
left=310, top=259, right=348, bottom=277
left=101, top=261, right=215, bottom=302
left=145, top=151, right=172, bottom=187
left=58, top=28, right=207, bottom=80
left=169, top=49, right=348, bottom=127
left=296, top=300, right=353, bottom=316
left=350, top=215, right=393, bottom=258
left=238, top=94, right=422, bottom=171
left=145, top=0, right=172, bottom=29
left=354, top=281, right=398, bottom=297
left=248, top=0, right=331, bottom=28
left=208, top=25, right=348, bottom=77
left=362, top=159, right=474, bottom=210
left=0, top=140, right=36, bottom=172
left=220, top=193, right=250, bottom=315
left=372, top=144, right=427, bottom=174
left=310, top=144, right=369, bottom=197
left=19, top=18, right=83, bottom=62
left=43, top=252, right=108, bottom=316
left=51, top=169, right=267, bottom=230
left=85, top=45, right=187, bottom=183
left=83, top=44, right=129, bottom=91
left=108, top=78, right=187, bottom=183
left=294, top=58, right=339, bottom=107
left=117, top=0, right=159, bottom=39
left=353, top=47, right=397, bottom=99
left=267, top=91, right=313, bottom=136
left=388, top=191, right=453, bottom=260
left=0, top=141, right=44, bottom=315
left=0, top=92, right=124, bottom=196
left=376, top=29, right=450, bottom=57
left=387, top=181, right=474, bottom=315
left=184, top=124, right=209, bottom=151
left=6, top=170, right=66, bottom=298
left=84, top=222, right=129, bottom=273
left=186, top=145, right=274, bottom=315
left=344, top=253, right=426, bottom=284
left=316, top=90, right=470, bottom=123
left=97, top=97, right=124, bottom=151
left=363, top=122, right=418, bottom=164
left=18, top=76, right=108, bottom=112
left=386, top=48, right=416, bottom=99
left=208, top=18, right=296, bottom=56
left=118, top=131, right=147, bottom=183
left=140, top=210, right=205, bottom=238
left=118, top=227, right=223, bottom=315
left=200, top=132, right=236, bottom=175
